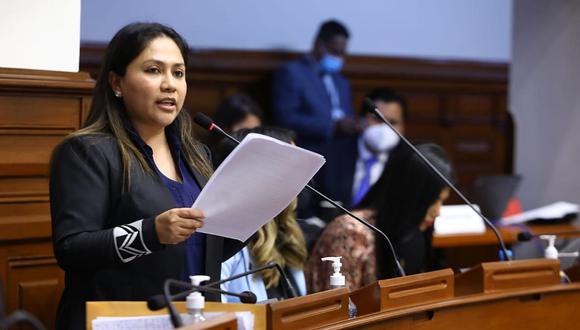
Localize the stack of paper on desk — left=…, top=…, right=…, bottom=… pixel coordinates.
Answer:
left=500, top=201, right=579, bottom=225
left=194, top=133, right=325, bottom=241
left=434, top=205, right=486, bottom=235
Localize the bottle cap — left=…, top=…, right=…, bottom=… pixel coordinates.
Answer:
left=321, top=257, right=345, bottom=287
left=187, top=275, right=210, bottom=309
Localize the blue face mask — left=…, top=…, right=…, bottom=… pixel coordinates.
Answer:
left=320, top=54, right=344, bottom=73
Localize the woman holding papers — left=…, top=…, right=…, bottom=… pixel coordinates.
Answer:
left=217, top=127, right=308, bottom=302
left=305, top=144, right=453, bottom=292
left=50, top=23, right=242, bottom=329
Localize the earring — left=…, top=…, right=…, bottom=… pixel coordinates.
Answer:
left=114, top=90, right=122, bottom=98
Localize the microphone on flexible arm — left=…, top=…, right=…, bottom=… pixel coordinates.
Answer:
left=147, top=281, right=257, bottom=311
left=517, top=229, right=580, bottom=242
left=363, top=98, right=513, bottom=261
left=150, top=278, right=258, bottom=328
left=147, top=262, right=296, bottom=312
left=194, top=113, right=406, bottom=277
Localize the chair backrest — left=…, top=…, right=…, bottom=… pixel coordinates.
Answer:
left=472, top=174, right=521, bottom=220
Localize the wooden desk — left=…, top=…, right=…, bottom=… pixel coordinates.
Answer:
left=433, top=224, right=580, bottom=248
left=432, top=223, right=580, bottom=268
left=319, top=283, right=580, bottom=329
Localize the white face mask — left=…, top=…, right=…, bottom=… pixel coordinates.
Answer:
left=362, top=124, right=400, bottom=154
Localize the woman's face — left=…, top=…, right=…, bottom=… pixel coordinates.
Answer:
left=110, top=36, right=187, bottom=134
left=420, top=187, right=450, bottom=231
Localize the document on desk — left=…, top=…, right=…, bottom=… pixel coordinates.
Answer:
left=434, top=205, right=486, bottom=235
left=92, top=312, right=254, bottom=330
left=193, top=133, right=325, bottom=241
left=500, top=201, right=579, bottom=225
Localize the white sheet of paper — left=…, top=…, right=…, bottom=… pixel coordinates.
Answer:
left=500, top=201, right=579, bottom=225
left=92, top=314, right=173, bottom=330
left=434, top=205, right=486, bottom=235
left=92, top=312, right=254, bottom=330
left=193, top=133, right=325, bottom=241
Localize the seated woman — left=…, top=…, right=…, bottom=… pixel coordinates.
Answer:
left=305, top=144, right=453, bottom=292
left=217, top=127, right=308, bottom=302
left=213, top=93, right=264, bottom=133
left=208, top=94, right=264, bottom=167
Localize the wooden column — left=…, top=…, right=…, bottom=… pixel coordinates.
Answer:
left=0, top=67, right=94, bottom=329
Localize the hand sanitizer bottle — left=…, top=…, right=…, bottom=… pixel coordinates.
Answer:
left=185, top=275, right=210, bottom=324
left=540, top=235, right=558, bottom=259
left=321, top=257, right=357, bottom=318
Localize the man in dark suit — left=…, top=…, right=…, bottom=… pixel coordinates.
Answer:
left=316, top=88, right=408, bottom=212
left=272, top=19, right=359, bottom=155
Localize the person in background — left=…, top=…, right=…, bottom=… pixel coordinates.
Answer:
left=208, top=93, right=264, bottom=167
left=305, top=144, right=453, bottom=292
left=316, top=88, right=408, bottom=213
left=217, top=127, right=308, bottom=302
left=213, top=93, right=264, bottom=133
left=50, top=23, right=243, bottom=329
left=272, top=19, right=359, bottom=155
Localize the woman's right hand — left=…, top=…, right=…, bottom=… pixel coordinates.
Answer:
left=155, top=208, right=205, bottom=244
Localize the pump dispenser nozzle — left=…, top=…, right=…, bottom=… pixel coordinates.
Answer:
left=186, top=275, right=210, bottom=324
left=540, top=235, right=558, bottom=259
left=321, top=257, right=345, bottom=288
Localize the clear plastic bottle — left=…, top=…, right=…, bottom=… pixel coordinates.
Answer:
left=321, top=257, right=357, bottom=318
left=184, top=275, right=210, bottom=324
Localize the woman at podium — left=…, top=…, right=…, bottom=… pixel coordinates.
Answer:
left=50, top=23, right=242, bottom=329
left=305, top=144, right=454, bottom=292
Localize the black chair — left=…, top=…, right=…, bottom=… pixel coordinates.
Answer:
left=472, top=174, right=521, bottom=221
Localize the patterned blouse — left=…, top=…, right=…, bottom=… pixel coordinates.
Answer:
left=304, top=210, right=376, bottom=293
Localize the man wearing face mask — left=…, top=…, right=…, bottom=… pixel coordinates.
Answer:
left=272, top=19, right=358, bottom=155
left=352, top=89, right=407, bottom=206
left=315, top=88, right=408, bottom=213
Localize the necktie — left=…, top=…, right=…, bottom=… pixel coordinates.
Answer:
left=353, top=156, right=378, bottom=206
left=322, top=74, right=344, bottom=120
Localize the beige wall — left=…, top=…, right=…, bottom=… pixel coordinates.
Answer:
left=0, top=0, right=80, bottom=72
left=510, top=0, right=580, bottom=208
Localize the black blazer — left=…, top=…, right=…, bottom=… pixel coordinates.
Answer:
left=313, top=136, right=359, bottom=210
left=50, top=134, right=241, bottom=329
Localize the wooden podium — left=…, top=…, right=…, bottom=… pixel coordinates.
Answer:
left=177, top=313, right=238, bottom=330
left=454, top=258, right=560, bottom=295
left=267, top=287, right=350, bottom=329
left=86, top=301, right=266, bottom=330
left=350, top=268, right=454, bottom=316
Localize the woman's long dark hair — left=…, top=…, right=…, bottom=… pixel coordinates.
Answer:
left=358, top=143, right=454, bottom=278
left=72, top=22, right=212, bottom=188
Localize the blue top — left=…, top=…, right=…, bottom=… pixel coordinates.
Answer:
left=125, top=121, right=205, bottom=278
left=158, top=153, right=205, bottom=278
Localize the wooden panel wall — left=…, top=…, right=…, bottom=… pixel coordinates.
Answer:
left=82, top=45, right=512, bottom=193
left=0, top=68, right=94, bottom=329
